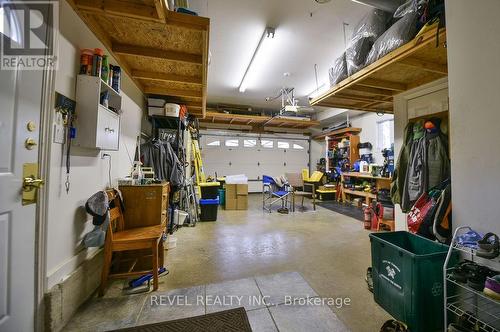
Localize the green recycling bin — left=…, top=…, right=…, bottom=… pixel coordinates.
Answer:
left=369, top=231, right=458, bottom=332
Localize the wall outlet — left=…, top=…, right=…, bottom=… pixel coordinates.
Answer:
left=53, top=123, right=65, bottom=144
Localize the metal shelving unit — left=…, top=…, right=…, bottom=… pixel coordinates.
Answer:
left=443, top=226, right=500, bottom=331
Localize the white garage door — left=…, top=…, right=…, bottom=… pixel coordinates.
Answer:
left=200, top=133, right=310, bottom=192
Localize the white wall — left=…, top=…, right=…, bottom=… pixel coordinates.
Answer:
left=350, top=112, right=393, bottom=164
left=445, top=0, right=500, bottom=233
left=45, top=1, right=144, bottom=288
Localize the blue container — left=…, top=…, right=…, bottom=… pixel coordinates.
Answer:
left=199, top=197, right=219, bottom=221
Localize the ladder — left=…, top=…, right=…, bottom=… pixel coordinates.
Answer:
left=180, top=177, right=199, bottom=226
left=191, top=139, right=206, bottom=184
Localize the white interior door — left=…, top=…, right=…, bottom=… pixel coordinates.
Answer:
left=0, top=52, right=43, bottom=332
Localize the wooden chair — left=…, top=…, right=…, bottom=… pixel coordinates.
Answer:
left=285, top=173, right=316, bottom=211
left=99, top=190, right=165, bottom=296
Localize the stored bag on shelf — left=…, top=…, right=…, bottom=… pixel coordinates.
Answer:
left=365, top=7, right=419, bottom=66
left=329, top=52, right=348, bottom=86
left=345, top=9, right=389, bottom=76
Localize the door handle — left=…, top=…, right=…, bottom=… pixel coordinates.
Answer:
left=23, top=175, right=45, bottom=191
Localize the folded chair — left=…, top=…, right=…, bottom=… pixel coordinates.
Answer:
left=262, top=175, right=292, bottom=213
left=285, top=172, right=316, bottom=211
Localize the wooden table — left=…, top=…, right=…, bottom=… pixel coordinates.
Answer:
left=340, top=172, right=390, bottom=205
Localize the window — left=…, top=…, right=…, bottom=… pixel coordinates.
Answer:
left=206, top=138, right=221, bottom=147
left=261, top=140, right=273, bottom=148
left=377, top=119, right=394, bottom=150
left=243, top=139, right=257, bottom=148
left=277, top=141, right=289, bottom=149
left=293, top=143, right=304, bottom=150
left=225, top=139, right=239, bottom=147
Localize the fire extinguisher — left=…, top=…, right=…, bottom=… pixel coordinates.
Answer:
left=363, top=207, right=372, bottom=230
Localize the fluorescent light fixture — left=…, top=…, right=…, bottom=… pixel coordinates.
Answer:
left=239, top=27, right=275, bottom=93
left=308, top=83, right=329, bottom=99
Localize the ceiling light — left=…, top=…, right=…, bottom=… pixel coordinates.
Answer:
left=239, top=27, right=276, bottom=93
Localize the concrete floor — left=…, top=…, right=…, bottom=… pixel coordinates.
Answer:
left=65, top=195, right=391, bottom=331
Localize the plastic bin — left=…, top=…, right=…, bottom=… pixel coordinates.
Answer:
left=218, top=189, right=225, bottom=207
left=199, top=182, right=220, bottom=199
left=369, top=231, right=458, bottom=332
left=199, top=197, right=219, bottom=221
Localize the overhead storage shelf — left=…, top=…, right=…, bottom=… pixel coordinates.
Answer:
left=200, top=112, right=320, bottom=131
left=66, top=0, right=209, bottom=118
left=310, top=27, right=447, bottom=114
left=313, top=127, right=362, bottom=141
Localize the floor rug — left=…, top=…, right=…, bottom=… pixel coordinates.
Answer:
left=317, top=201, right=364, bottom=221
left=112, top=307, right=252, bottom=332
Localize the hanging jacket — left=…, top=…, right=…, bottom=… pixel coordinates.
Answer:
left=404, top=133, right=427, bottom=206
left=426, top=132, right=450, bottom=190
left=136, top=140, right=169, bottom=181
left=163, top=141, right=184, bottom=187
left=390, top=122, right=413, bottom=207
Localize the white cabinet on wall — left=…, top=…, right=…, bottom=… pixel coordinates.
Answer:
left=73, top=75, right=121, bottom=151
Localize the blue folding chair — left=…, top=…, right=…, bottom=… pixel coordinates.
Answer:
left=262, top=175, right=292, bottom=213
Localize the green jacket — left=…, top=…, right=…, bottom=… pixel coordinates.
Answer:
left=390, top=122, right=413, bottom=208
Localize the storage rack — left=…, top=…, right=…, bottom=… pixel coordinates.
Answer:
left=443, top=226, right=500, bottom=331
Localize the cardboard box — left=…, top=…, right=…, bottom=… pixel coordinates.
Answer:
left=225, top=184, right=237, bottom=200
left=236, top=196, right=248, bottom=210
left=225, top=198, right=237, bottom=210
left=236, top=184, right=248, bottom=196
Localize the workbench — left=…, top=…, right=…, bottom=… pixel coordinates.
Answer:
left=340, top=172, right=391, bottom=205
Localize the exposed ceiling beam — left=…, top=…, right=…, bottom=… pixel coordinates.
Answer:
left=132, top=70, right=202, bottom=85
left=74, top=0, right=160, bottom=22
left=346, top=85, right=395, bottom=97
left=357, top=78, right=407, bottom=92
left=398, top=58, right=448, bottom=75
left=144, top=86, right=203, bottom=98
left=333, top=93, right=391, bottom=104
left=165, top=10, right=210, bottom=31
left=113, top=44, right=202, bottom=64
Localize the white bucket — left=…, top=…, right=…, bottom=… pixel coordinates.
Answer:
left=164, top=103, right=180, bottom=117
left=174, top=209, right=189, bottom=225
left=166, top=235, right=177, bottom=249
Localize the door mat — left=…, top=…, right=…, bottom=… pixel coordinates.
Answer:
left=112, top=307, right=252, bottom=332
left=317, top=201, right=364, bottom=221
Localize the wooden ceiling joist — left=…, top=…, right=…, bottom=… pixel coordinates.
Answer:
left=144, top=86, right=202, bottom=98
left=398, top=57, right=448, bottom=75
left=310, top=27, right=447, bottom=114
left=132, top=71, right=202, bottom=85
left=66, top=0, right=209, bottom=118
left=200, top=112, right=319, bottom=132
left=357, top=78, right=407, bottom=92
left=74, top=0, right=161, bottom=22
left=113, top=44, right=202, bottom=64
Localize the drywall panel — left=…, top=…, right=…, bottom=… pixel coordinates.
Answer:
left=445, top=0, right=500, bottom=233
